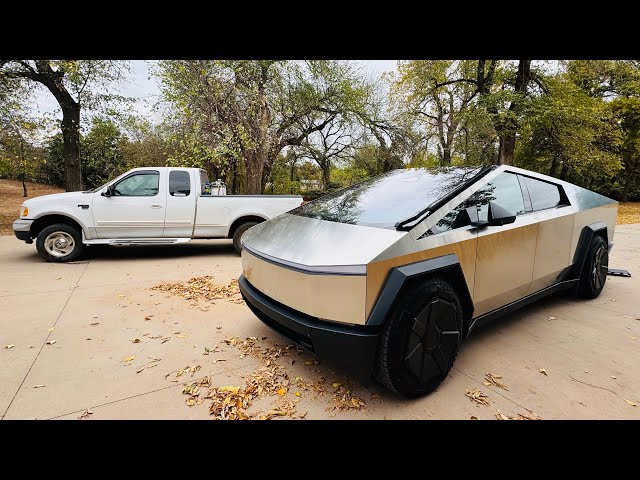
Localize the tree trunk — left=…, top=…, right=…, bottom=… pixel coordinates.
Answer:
left=61, top=103, right=82, bottom=191
left=549, top=157, right=559, bottom=177
left=322, top=162, right=331, bottom=189
left=622, top=156, right=637, bottom=202
left=231, top=157, right=237, bottom=194
left=497, top=60, right=531, bottom=166
left=560, top=162, right=569, bottom=180
left=441, top=146, right=452, bottom=166
left=498, top=136, right=516, bottom=165
left=20, top=138, right=27, bottom=197
left=245, top=160, right=263, bottom=195
left=290, top=159, right=295, bottom=194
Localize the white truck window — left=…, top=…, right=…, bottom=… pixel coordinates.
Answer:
left=169, top=170, right=191, bottom=197
left=114, top=171, right=159, bottom=196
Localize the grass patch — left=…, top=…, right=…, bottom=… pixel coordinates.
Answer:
left=0, top=179, right=64, bottom=235
left=618, top=203, right=640, bottom=225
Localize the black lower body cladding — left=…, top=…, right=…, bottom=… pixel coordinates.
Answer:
left=238, top=275, right=380, bottom=381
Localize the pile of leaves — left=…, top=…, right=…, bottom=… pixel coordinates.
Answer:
left=181, top=336, right=367, bottom=419
left=618, top=203, right=640, bottom=225
left=328, top=383, right=367, bottom=411
left=495, top=410, right=542, bottom=420
left=152, top=276, right=240, bottom=303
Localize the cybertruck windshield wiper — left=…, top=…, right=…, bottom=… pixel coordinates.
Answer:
left=395, top=165, right=495, bottom=231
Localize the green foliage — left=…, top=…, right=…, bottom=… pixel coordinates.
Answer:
left=156, top=60, right=376, bottom=193
left=516, top=74, right=623, bottom=190
left=82, top=118, right=128, bottom=188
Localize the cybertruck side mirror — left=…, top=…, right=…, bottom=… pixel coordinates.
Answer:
left=468, top=201, right=516, bottom=227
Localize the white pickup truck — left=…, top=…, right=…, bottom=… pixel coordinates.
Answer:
left=12, top=167, right=302, bottom=262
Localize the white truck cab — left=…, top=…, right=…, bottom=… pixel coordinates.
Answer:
left=13, top=167, right=302, bottom=262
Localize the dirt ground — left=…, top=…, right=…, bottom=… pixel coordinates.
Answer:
left=1, top=225, right=639, bottom=420
left=617, top=202, right=640, bottom=224
left=0, top=180, right=63, bottom=235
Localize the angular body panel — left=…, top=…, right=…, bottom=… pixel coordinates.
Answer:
left=242, top=249, right=367, bottom=325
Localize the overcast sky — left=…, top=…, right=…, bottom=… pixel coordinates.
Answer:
left=32, top=60, right=398, bottom=122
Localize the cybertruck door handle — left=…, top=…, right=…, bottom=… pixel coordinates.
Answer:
left=151, top=204, right=163, bottom=209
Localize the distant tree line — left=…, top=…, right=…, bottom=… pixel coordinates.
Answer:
left=1, top=60, right=639, bottom=201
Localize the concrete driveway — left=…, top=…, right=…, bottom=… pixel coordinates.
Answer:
left=1, top=226, right=639, bottom=420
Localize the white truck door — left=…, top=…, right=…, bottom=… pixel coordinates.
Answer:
left=92, top=169, right=166, bottom=238
left=163, top=169, right=197, bottom=237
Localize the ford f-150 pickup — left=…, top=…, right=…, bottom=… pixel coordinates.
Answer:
left=12, top=167, right=302, bottom=262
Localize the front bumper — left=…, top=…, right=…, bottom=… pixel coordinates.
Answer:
left=13, top=219, right=33, bottom=242
left=238, top=275, right=380, bottom=381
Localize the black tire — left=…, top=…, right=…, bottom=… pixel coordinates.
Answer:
left=375, top=277, right=463, bottom=397
left=232, top=221, right=258, bottom=254
left=577, top=235, right=608, bottom=299
left=36, top=223, right=84, bottom=263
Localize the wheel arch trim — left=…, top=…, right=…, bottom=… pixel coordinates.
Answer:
left=567, top=221, right=608, bottom=282
left=366, top=253, right=473, bottom=326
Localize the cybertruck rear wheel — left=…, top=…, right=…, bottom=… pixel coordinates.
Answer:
left=577, top=235, right=608, bottom=299
left=375, top=277, right=463, bottom=397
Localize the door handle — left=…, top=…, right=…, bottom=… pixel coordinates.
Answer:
left=151, top=204, right=163, bottom=209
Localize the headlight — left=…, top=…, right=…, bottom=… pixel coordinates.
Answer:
left=21, top=205, right=29, bottom=217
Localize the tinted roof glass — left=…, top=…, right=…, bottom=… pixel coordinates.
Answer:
left=290, top=167, right=483, bottom=229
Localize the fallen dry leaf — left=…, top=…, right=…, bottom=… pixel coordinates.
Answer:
left=123, top=355, right=136, bottom=363
left=78, top=409, right=93, bottom=419
left=176, top=334, right=187, bottom=338
left=45, top=340, right=56, bottom=345
left=118, top=294, right=126, bottom=297
left=33, top=384, right=46, bottom=388
left=132, top=338, right=141, bottom=344
left=277, top=387, right=287, bottom=396
left=5, top=344, right=15, bottom=349
left=485, top=373, right=509, bottom=390
left=56, top=277, right=62, bottom=280
left=90, top=322, right=99, bottom=326
left=160, top=337, right=171, bottom=344
left=624, top=399, right=637, bottom=407
left=630, top=336, right=637, bottom=340
left=48, top=327, right=55, bottom=332
left=144, top=315, right=153, bottom=321
left=219, top=386, right=241, bottom=394
left=611, top=375, right=617, bottom=379
left=548, top=316, right=557, bottom=320
left=470, top=416, right=478, bottom=420
left=465, top=388, right=490, bottom=406
left=495, top=411, right=511, bottom=420
left=540, top=368, right=548, bottom=376
left=295, top=391, right=301, bottom=397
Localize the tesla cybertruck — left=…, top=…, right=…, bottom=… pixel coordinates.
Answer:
left=238, top=165, right=617, bottom=396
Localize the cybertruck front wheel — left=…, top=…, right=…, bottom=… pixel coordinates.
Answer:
left=375, top=277, right=463, bottom=397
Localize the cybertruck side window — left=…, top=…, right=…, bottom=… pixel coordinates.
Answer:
left=521, top=175, right=568, bottom=211
left=426, top=172, right=526, bottom=236
left=476, top=172, right=526, bottom=222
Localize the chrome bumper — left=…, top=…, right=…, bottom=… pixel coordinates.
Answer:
left=13, top=219, right=32, bottom=232
left=13, top=219, right=33, bottom=242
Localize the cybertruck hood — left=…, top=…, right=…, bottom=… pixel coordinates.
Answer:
left=241, top=213, right=406, bottom=272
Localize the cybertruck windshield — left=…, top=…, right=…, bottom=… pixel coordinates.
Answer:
left=290, top=167, right=484, bottom=229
